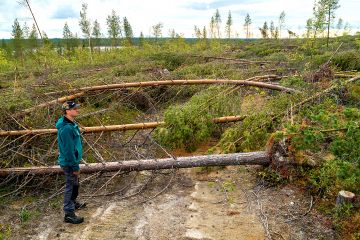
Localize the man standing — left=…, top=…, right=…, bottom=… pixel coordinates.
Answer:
left=56, top=101, right=86, bottom=224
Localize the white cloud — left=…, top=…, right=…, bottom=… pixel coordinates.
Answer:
left=0, top=0, right=359, bottom=38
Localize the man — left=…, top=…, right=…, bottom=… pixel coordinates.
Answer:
left=56, top=101, right=86, bottom=224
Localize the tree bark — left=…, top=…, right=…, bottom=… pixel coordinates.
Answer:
left=0, top=115, right=246, bottom=137
left=336, top=190, right=356, bottom=206
left=17, top=78, right=295, bottom=116
left=0, top=151, right=270, bottom=177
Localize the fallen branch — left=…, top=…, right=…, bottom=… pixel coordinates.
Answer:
left=0, top=151, right=270, bottom=177
left=18, top=78, right=295, bottom=116
left=0, top=115, right=246, bottom=137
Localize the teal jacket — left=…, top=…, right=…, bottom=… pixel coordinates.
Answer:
left=56, top=116, right=83, bottom=171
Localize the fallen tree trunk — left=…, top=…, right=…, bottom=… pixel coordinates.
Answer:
left=0, top=151, right=270, bottom=177
left=191, top=55, right=274, bottom=65
left=19, top=78, right=294, bottom=116
left=0, top=115, right=246, bottom=137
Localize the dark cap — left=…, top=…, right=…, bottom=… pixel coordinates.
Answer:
left=62, top=101, right=80, bottom=110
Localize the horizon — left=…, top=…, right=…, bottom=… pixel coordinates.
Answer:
left=1, top=0, right=360, bottom=39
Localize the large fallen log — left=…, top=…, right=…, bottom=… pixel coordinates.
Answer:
left=0, top=115, right=246, bottom=137
left=0, top=151, right=270, bottom=177
left=18, top=78, right=295, bottom=116
left=191, top=55, right=274, bottom=65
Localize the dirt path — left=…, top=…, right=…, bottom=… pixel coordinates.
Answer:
left=20, top=165, right=334, bottom=240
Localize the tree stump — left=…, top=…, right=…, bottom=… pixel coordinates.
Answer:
left=336, top=190, right=356, bottom=206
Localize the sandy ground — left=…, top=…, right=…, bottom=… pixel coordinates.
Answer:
left=5, top=165, right=334, bottom=240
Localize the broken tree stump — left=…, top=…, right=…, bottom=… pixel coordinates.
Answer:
left=336, top=190, right=356, bottom=206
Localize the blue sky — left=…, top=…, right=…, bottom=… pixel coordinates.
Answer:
left=0, top=0, right=359, bottom=38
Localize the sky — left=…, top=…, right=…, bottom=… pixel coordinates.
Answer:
left=0, top=0, right=359, bottom=39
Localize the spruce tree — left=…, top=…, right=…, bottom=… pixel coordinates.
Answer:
left=225, top=11, right=232, bottom=39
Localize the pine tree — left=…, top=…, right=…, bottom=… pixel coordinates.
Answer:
left=11, top=19, right=24, bottom=59
left=106, top=10, right=121, bottom=47
left=79, top=3, right=92, bottom=60
left=244, top=14, right=252, bottom=39
left=225, top=11, right=232, bottom=39
left=63, top=22, right=73, bottom=51
left=29, top=23, right=38, bottom=51
left=123, top=17, right=133, bottom=45
left=319, top=0, right=340, bottom=46
left=312, top=0, right=327, bottom=39
left=194, top=26, right=202, bottom=38
left=279, top=11, right=286, bottom=38
left=214, top=9, right=221, bottom=38
left=259, top=21, right=269, bottom=38
left=270, top=21, right=275, bottom=38
left=139, top=32, right=144, bottom=46
left=152, top=23, right=163, bottom=40
left=336, top=18, right=343, bottom=36
left=92, top=19, right=101, bottom=49
left=202, top=26, right=207, bottom=40
left=306, top=18, right=313, bottom=38
left=210, top=16, right=215, bottom=38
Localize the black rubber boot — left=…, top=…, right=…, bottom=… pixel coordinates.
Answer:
left=64, top=212, right=84, bottom=224
left=74, top=201, right=87, bottom=210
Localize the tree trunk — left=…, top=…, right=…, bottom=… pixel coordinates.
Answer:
left=0, top=115, right=246, bottom=137
left=0, top=152, right=270, bottom=177
left=17, top=78, right=295, bottom=116
left=336, top=190, right=356, bottom=206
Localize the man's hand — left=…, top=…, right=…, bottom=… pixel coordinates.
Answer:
left=73, top=171, right=80, bottom=176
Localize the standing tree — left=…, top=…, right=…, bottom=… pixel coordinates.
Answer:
left=336, top=18, right=343, bottom=36
left=244, top=13, right=252, bottom=39
left=79, top=3, right=92, bottom=61
left=270, top=21, right=275, bottom=38
left=123, top=17, right=133, bottom=45
left=210, top=16, right=215, bottom=38
left=11, top=19, right=24, bottom=59
left=202, top=26, right=207, bottom=40
left=106, top=10, right=121, bottom=47
left=306, top=18, right=313, bottom=38
left=152, top=23, right=163, bottom=41
left=63, top=22, right=73, bottom=51
left=28, top=23, right=38, bottom=51
left=194, top=26, right=202, bottom=38
left=279, top=11, right=286, bottom=38
left=214, top=9, right=221, bottom=38
left=259, top=21, right=269, bottom=38
left=92, top=20, right=101, bottom=50
left=139, top=32, right=144, bottom=47
left=319, top=0, right=340, bottom=46
left=311, top=0, right=327, bottom=42
left=225, top=10, right=233, bottom=39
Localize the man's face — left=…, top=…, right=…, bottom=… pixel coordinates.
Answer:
left=67, top=108, right=80, bottom=118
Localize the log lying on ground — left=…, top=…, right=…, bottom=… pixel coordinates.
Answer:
left=0, top=151, right=270, bottom=177
left=0, top=115, right=246, bottom=137
left=18, top=78, right=294, bottom=116
left=45, top=75, right=285, bottom=96
left=191, top=55, right=275, bottom=65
